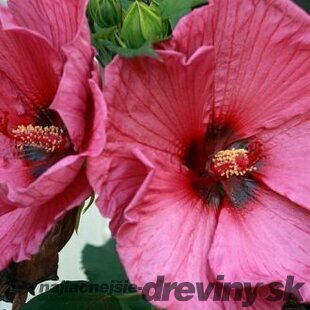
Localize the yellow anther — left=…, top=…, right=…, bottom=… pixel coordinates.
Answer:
left=212, top=148, right=255, bottom=179
left=11, top=125, right=66, bottom=153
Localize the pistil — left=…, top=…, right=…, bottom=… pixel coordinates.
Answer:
left=211, top=148, right=256, bottom=179
left=0, top=114, right=67, bottom=153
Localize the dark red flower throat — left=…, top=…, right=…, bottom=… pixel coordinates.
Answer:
left=184, top=124, right=263, bottom=209
left=0, top=109, right=72, bottom=178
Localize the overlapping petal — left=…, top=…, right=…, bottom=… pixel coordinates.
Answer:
left=208, top=189, right=310, bottom=299
left=0, top=168, right=90, bottom=270
left=90, top=2, right=310, bottom=308
left=110, top=150, right=219, bottom=310
left=88, top=145, right=153, bottom=230
left=167, top=0, right=310, bottom=138
left=101, top=47, right=214, bottom=162
left=257, top=115, right=310, bottom=210
left=0, top=27, right=61, bottom=110
left=8, top=0, right=88, bottom=51
left=50, top=24, right=94, bottom=149
left=0, top=0, right=106, bottom=270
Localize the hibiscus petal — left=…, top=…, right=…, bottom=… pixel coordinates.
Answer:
left=0, top=28, right=62, bottom=108
left=8, top=0, right=88, bottom=50
left=257, top=115, right=310, bottom=210
left=50, top=23, right=94, bottom=149
left=82, top=68, right=107, bottom=156
left=3, top=155, right=87, bottom=210
left=88, top=146, right=155, bottom=236
left=0, top=168, right=90, bottom=270
left=105, top=149, right=220, bottom=309
left=168, top=0, right=310, bottom=136
left=102, top=47, right=214, bottom=161
left=0, top=134, right=32, bottom=190
left=208, top=189, right=310, bottom=301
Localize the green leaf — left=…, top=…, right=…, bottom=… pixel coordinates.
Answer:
left=92, top=25, right=118, bottom=41
left=191, top=0, right=207, bottom=8
left=101, top=40, right=159, bottom=59
left=293, top=0, right=310, bottom=12
left=117, top=294, right=155, bottom=310
left=83, top=194, right=96, bottom=214
left=82, top=239, right=156, bottom=309
left=158, top=0, right=191, bottom=19
left=82, top=239, right=128, bottom=284
left=75, top=194, right=96, bottom=233
left=120, top=0, right=133, bottom=10
left=21, top=281, right=122, bottom=310
left=153, top=0, right=207, bottom=27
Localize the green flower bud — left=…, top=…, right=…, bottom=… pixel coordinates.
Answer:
left=121, top=1, right=163, bottom=49
left=88, top=0, right=123, bottom=28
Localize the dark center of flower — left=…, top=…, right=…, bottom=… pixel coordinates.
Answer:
left=184, top=125, right=263, bottom=209
left=0, top=109, right=71, bottom=178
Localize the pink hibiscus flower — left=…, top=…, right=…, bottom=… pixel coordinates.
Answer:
left=88, top=0, right=309, bottom=308
left=0, top=0, right=105, bottom=270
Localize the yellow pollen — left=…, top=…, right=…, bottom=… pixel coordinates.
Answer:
left=12, top=124, right=66, bottom=153
left=212, top=148, right=256, bottom=179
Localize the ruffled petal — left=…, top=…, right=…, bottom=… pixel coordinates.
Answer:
left=168, top=0, right=310, bottom=136
left=8, top=0, right=88, bottom=50
left=88, top=146, right=155, bottom=234
left=102, top=47, right=214, bottom=161
left=0, top=168, right=90, bottom=270
left=82, top=67, right=107, bottom=156
left=50, top=23, right=94, bottom=149
left=99, top=149, right=220, bottom=309
left=0, top=27, right=62, bottom=108
left=0, top=134, right=31, bottom=190
left=3, top=155, right=86, bottom=210
left=208, top=189, right=310, bottom=302
left=257, top=115, right=310, bottom=210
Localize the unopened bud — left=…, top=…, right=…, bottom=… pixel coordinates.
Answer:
left=88, top=0, right=122, bottom=28
left=121, top=1, right=163, bottom=49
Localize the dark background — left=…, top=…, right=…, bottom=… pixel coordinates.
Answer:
left=293, top=0, right=310, bottom=13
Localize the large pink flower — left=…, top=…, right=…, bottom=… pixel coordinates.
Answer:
left=89, top=0, right=309, bottom=308
left=0, top=0, right=105, bottom=270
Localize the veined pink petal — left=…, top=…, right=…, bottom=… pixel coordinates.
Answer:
left=0, top=70, right=105, bottom=214
left=82, top=68, right=107, bottom=156
left=0, top=27, right=62, bottom=109
left=8, top=0, right=88, bottom=51
left=2, top=155, right=85, bottom=211
left=88, top=146, right=155, bottom=234
left=0, top=168, right=90, bottom=270
left=0, top=0, right=102, bottom=272
left=168, top=0, right=310, bottom=137
left=110, top=150, right=220, bottom=309
left=102, top=47, right=214, bottom=161
left=0, top=70, right=32, bottom=128
left=50, top=23, right=94, bottom=149
left=257, top=115, right=310, bottom=210
left=0, top=134, right=31, bottom=190
left=208, top=190, right=310, bottom=301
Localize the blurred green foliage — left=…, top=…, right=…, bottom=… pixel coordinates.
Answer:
left=82, top=239, right=156, bottom=309
left=88, top=0, right=208, bottom=65
left=293, top=0, right=310, bottom=13
left=22, top=240, right=156, bottom=310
